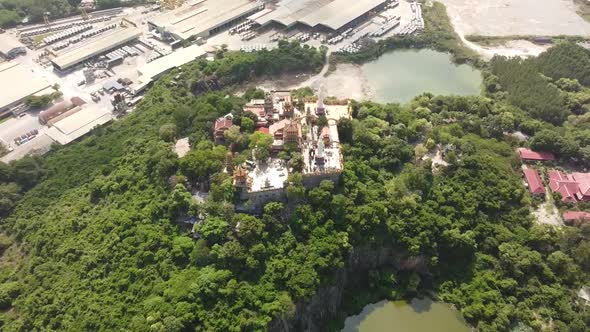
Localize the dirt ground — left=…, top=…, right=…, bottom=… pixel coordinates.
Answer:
left=532, top=201, right=564, bottom=226
left=462, top=38, right=551, bottom=60
left=439, top=0, right=590, bottom=36
left=241, top=63, right=369, bottom=101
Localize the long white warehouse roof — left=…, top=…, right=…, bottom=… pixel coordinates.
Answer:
left=138, top=44, right=206, bottom=81
left=253, top=0, right=330, bottom=28
left=254, top=0, right=386, bottom=30
left=0, top=62, right=52, bottom=110
left=300, top=0, right=386, bottom=30
left=51, top=28, right=141, bottom=70
left=0, top=33, right=25, bottom=55
left=149, top=0, right=262, bottom=40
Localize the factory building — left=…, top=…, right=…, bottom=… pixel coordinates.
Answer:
left=0, top=62, right=53, bottom=118
left=50, top=28, right=142, bottom=71
left=0, top=34, right=26, bottom=59
left=147, top=0, right=264, bottom=41
left=251, top=0, right=388, bottom=31
left=134, top=44, right=206, bottom=93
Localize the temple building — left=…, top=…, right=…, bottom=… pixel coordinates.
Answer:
left=221, top=89, right=351, bottom=211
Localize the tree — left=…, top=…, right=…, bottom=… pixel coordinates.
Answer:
left=248, top=132, right=273, bottom=161
left=530, top=129, right=578, bottom=157
left=194, top=217, right=228, bottom=245
left=96, top=0, right=122, bottom=10
left=0, top=162, right=13, bottom=183
left=67, top=0, right=82, bottom=8
left=179, top=144, right=226, bottom=182
left=159, top=123, right=177, bottom=142
left=223, top=125, right=243, bottom=147
left=234, top=214, right=265, bottom=245
left=171, top=236, right=194, bottom=265
left=289, top=153, right=305, bottom=172
left=0, top=9, right=21, bottom=28
left=241, top=117, right=255, bottom=133
left=0, top=183, right=21, bottom=216
left=337, top=118, right=353, bottom=144
left=10, top=156, right=45, bottom=189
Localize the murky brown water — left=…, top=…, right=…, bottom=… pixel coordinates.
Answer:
left=342, top=298, right=471, bottom=332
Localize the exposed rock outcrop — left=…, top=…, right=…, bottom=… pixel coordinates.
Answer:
left=269, top=246, right=426, bottom=332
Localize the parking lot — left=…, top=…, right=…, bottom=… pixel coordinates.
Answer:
left=207, top=0, right=419, bottom=54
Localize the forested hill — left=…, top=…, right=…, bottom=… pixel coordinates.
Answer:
left=0, top=0, right=144, bottom=28
left=0, top=40, right=588, bottom=332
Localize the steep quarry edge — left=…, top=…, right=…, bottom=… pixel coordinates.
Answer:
left=269, top=246, right=427, bottom=332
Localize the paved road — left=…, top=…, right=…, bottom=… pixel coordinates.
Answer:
left=0, top=113, right=43, bottom=144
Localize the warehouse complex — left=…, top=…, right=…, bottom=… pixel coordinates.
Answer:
left=251, top=0, right=388, bottom=31
left=50, top=27, right=142, bottom=71
left=0, top=62, right=52, bottom=117
left=147, top=0, right=264, bottom=41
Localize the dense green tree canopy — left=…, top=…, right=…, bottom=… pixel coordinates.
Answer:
left=0, top=34, right=589, bottom=332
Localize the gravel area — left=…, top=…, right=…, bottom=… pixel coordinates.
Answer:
left=439, top=0, right=590, bottom=36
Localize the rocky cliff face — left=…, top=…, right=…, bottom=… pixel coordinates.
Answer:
left=268, top=246, right=426, bottom=332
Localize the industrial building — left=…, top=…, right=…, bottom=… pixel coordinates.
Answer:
left=0, top=62, right=53, bottom=117
left=148, top=0, right=264, bottom=41
left=134, top=44, right=206, bottom=93
left=45, top=104, right=113, bottom=144
left=251, top=0, right=388, bottom=31
left=50, top=28, right=142, bottom=71
left=0, top=34, right=26, bottom=59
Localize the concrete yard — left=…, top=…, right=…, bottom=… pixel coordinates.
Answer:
left=440, top=0, right=590, bottom=36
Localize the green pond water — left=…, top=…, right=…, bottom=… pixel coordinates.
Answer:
left=362, top=49, right=482, bottom=104
left=342, top=298, right=471, bottom=332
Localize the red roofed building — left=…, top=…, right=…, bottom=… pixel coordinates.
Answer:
left=214, top=117, right=233, bottom=143
left=563, top=211, right=590, bottom=225
left=257, top=127, right=269, bottom=134
left=518, top=148, right=556, bottom=161
left=523, top=168, right=545, bottom=195
left=571, top=172, right=590, bottom=201
left=549, top=170, right=569, bottom=191
left=548, top=170, right=579, bottom=203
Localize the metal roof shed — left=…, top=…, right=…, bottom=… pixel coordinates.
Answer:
left=0, top=34, right=26, bottom=58
left=299, top=0, right=387, bottom=30
left=51, top=28, right=142, bottom=71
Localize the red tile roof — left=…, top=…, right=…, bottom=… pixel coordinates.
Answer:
left=548, top=170, right=590, bottom=202
left=523, top=168, right=545, bottom=195
left=214, top=118, right=233, bottom=131
left=549, top=170, right=569, bottom=191
left=244, top=106, right=265, bottom=118
left=518, top=148, right=556, bottom=161
left=572, top=172, right=590, bottom=196
left=257, top=127, right=269, bottom=134
left=556, top=182, right=579, bottom=203
left=563, top=211, right=590, bottom=223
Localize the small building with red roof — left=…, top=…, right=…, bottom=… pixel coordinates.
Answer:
left=257, top=127, right=269, bottom=134
left=523, top=168, right=545, bottom=195
left=214, top=116, right=233, bottom=143
left=563, top=211, right=590, bottom=225
left=518, top=148, right=556, bottom=161
left=548, top=170, right=590, bottom=203
left=571, top=172, right=590, bottom=201
left=549, top=170, right=569, bottom=191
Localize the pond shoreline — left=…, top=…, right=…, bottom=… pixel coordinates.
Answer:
left=244, top=48, right=482, bottom=104
left=342, top=297, right=472, bottom=332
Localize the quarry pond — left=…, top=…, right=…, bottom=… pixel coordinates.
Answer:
left=362, top=49, right=483, bottom=104
left=341, top=298, right=471, bottom=332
